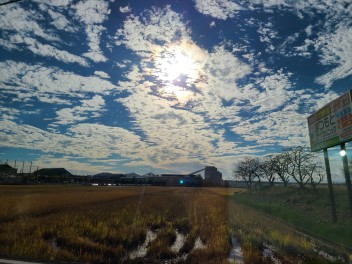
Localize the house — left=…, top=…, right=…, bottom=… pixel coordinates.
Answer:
left=0, top=164, right=17, bottom=176
left=34, top=168, right=72, bottom=183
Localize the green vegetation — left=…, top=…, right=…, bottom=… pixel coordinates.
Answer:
left=0, top=185, right=348, bottom=263
left=234, top=185, right=352, bottom=248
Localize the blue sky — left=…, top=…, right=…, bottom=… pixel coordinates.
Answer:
left=0, top=0, right=351, bottom=179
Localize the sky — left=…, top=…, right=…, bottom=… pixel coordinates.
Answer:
left=0, top=0, right=351, bottom=179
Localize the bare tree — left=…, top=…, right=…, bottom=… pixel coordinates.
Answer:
left=284, top=146, right=320, bottom=189
left=259, top=157, right=276, bottom=187
left=306, top=163, right=325, bottom=189
left=233, top=157, right=261, bottom=189
left=271, top=154, right=290, bottom=187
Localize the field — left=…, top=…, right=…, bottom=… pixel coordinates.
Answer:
left=0, top=185, right=350, bottom=263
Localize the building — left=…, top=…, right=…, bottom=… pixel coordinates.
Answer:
left=91, top=172, right=125, bottom=185
left=0, top=164, right=19, bottom=184
left=204, top=166, right=223, bottom=186
left=34, top=168, right=73, bottom=183
left=0, top=164, right=17, bottom=176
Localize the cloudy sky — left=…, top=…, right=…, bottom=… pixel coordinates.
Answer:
left=0, top=0, right=351, bottom=178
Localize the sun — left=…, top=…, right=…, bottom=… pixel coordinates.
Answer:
left=154, top=43, right=197, bottom=83
left=151, top=41, right=205, bottom=104
left=159, top=48, right=194, bottom=81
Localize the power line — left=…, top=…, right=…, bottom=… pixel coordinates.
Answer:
left=0, top=0, right=22, bottom=7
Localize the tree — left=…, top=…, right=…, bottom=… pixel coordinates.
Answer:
left=284, top=146, right=321, bottom=189
left=306, top=163, right=325, bottom=189
left=259, top=157, right=276, bottom=187
left=271, top=153, right=290, bottom=187
left=233, top=157, right=261, bottom=189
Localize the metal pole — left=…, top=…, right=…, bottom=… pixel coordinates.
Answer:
left=323, top=148, right=337, bottom=223
left=340, top=143, right=352, bottom=217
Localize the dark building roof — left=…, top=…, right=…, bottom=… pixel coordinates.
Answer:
left=35, top=168, right=72, bottom=176
left=0, top=164, right=17, bottom=173
left=0, top=164, right=15, bottom=170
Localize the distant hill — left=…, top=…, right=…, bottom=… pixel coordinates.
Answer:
left=143, top=172, right=157, bottom=177
left=125, top=172, right=141, bottom=178
left=92, top=172, right=125, bottom=178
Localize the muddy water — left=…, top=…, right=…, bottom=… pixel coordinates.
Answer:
left=263, top=244, right=281, bottom=264
left=228, top=236, right=244, bottom=264
left=193, top=236, right=206, bottom=250
left=128, top=229, right=157, bottom=259
left=170, top=231, right=187, bottom=253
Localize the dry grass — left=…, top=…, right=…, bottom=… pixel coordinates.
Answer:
left=0, top=185, right=337, bottom=263
left=0, top=186, right=231, bottom=263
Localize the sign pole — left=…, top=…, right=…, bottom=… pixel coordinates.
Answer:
left=323, top=148, right=337, bottom=223
left=340, top=143, right=352, bottom=217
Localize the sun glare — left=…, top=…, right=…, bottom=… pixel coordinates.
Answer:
left=155, top=44, right=197, bottom=83
left=152, top=42, right=205, bottom=104
left=161, top=49, right=194, bottom=81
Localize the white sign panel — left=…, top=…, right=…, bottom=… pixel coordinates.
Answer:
left=307, top=90, right=352, bottom=151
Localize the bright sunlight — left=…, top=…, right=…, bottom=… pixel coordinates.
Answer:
left=154, top=43, right=198, bottom=83
left=152, top=41, right=205, bottom=104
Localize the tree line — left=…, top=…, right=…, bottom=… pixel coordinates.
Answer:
left=233, top=146, right=325, bottom=189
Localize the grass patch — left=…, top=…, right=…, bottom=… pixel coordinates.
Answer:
left=234, top=186, right=352, bottom=248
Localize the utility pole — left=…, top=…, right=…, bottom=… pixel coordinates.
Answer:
left=323, top=148, right=337, bottom=223
left=29, top=162, right=32, bottom=174
left=340, top=143, right=352, bottom=218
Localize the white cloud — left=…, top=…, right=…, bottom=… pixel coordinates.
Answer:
left=193, top=0, right=242, bottom=20
left=114, top=6, right=260, bottom=171
left=203, top=45, right=252, bottom=101
left=115, top=6, right=190, bottom=56
left=24, top=37, right=89, bottom=66
left=0, top=61, right=117, bottom=102
left=120, top=6, right=131, bottom=13
left=232, top=89, right=340, bottom=149
left=47, top=9, right=76, bottom=32
left=305, top=25, right=313, bottom=36
left=74, top=0, right=110, bottom=24
left=55, top=95, right=106, bottom=125
left=0, top=4, right=90, bottom=66
left=94, top=71, right=110, bottom=79
left=315, top=25, right=352, bottom=88
left=0, top=120, right=148, bottom=161
left=73, top=0, right=110, bottom=62
left=0, top=5, right=59, bottom=42
left=252, top=71, right=292, bottom=112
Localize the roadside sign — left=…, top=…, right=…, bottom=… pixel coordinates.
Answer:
left=307, top=90, right=352, bottom=151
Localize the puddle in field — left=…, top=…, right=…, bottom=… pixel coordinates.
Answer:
left=314, top=247, right=345, bottom=263
left=129, top=229, right=157, bottom=259
left=263, top=244, right=281, bottom=264
left=128, top=230, right=209, bottom=262
left=193, top=236, right=206, bottom=250
left=170, top=230, right=187, bottom=253
left=228, top=236, right=244, bottom=264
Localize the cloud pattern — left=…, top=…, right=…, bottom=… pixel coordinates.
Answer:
left=0, top=0, right=351, bottom=178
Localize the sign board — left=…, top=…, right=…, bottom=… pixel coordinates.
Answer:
left=307, top=90, right=352, bottom=151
